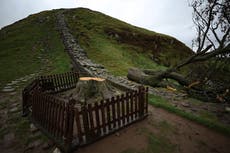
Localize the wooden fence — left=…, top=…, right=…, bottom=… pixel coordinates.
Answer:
left=22, top=72, right=148, bottom=153
left=38, top=71, right=79, bottom=93
left=22, top=72, right=79, bottom=116
left=73, top=86, right=148, bottom=146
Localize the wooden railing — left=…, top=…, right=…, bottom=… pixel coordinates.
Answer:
left=30, top=93, right=75, bottom=151
left=22, top=72, right=148, bottom=153
left=73, top=86, right=148, bottom=146
left=22, top=72, right=79, bottom=116
left=38, top=71, right=79, bottom=93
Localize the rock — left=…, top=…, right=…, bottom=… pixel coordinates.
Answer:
left=4, top=133, right=15, bottom=142
left=27, top=139, right=42, bottom=150
left=10, top=103, right=19, bottom=108
left=9, top=92, right=17, bottom=96
left=9, top=107, right=18, bottom=113
left=30, top=124, right=38, bottom=133
left=3, top=133, right=15, bottom=148
left=11, top=80, right=20, bottom=85
left=181, top=102, right=190, bottom=107
left=42, top=140, right=54, bottom=150
left=225, top=107, right=230, bottom=113
left=53, top=147, right=61, bottom=153
left=115, top=132, right=120, bottom=137
left=191, top=108, right=198, bottom=112
left=2, top=86, right=15, bottom=92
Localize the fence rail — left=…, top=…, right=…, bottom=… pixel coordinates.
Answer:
left=22, top=72, right=148, bottom=153
left=73, top=86, right=148, bottom=146
left=38, top=71, right=79, bottom=93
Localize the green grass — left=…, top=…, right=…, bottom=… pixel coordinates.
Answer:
left=85, top=34, right=166, bottom=76
left=0, top=11, right=70, bottom=88
left=149, top=94, right=230, bottom=136
left=64, top=8, right=193, bottom=76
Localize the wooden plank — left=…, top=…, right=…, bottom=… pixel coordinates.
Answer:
left=126, top=92, right=130, bottom=123
left=66, top=101, right=74, bottom=146
left=53, top=99, right=58, bottom=137
left=56, top=100, right=62, bottom=137
left=55, top=74, right=60, bottom=91
left=106, top=99, right=111, bottom=131
left=51, top=97, right=56, bottom=135
left=66, top=72, right=71, bottom=88
left=116, top=95, right=121, bottom=127
left=134, top=90, right=138, bottom=118
left=49, top=97, right=54, bottom=133
left=75, top=108, right=83, bottom=143
left=64, top=72, right=68, bottom=89
left=94, top=102, right=101, bottom=136
left=87, top=104, right=95, bottom=138
left=121, top=94, right=125, bottom=125
left=46, top=95, right=51, bottom=130
left=63, top=73, right=67, bottom=90
left=70, top=72, right=74, bottom=87
left=55, top=100, right=61, bottom=137
left=63, top=73, right=67, bottom=89
left=111, top=97, right=116, bottom=129
left=53, top=74, right=58, bottom=92
left=38, top=95, right=42, bottom=123
left=41, top=95, right=45, bottom=127
left=82, top=105, right=90, bottom=142
left=145, top=87, right=148, bottom=114
left=100, top=100, right=106, bottom=133
left=60, top=102, right=65, bottom=137
left=130, top=92, right=134, bottom=121
left=138, top=86, right=144, bottom=117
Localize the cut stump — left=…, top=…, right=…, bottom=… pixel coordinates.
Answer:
left=73, top=77, right=114, bottom=104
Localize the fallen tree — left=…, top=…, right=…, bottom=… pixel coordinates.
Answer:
left=127, top=0, right=230, bottom=102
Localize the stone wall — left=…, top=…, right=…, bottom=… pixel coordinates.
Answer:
left=56, top=11, right=160, bottom=93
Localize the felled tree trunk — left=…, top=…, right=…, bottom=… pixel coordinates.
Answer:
left=127, top=67, right=191, bottom=87
left=73, top=77, right=114, bottom=105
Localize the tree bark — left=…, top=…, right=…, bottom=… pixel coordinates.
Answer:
left=73, top=77, right=114, bottom=104
left=127, top=68, right=191, bottom=87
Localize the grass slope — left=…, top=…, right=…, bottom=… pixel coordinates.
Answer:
left=0, top=11, right=70, bottom=88
left=64, top=8, right=192, bottom=76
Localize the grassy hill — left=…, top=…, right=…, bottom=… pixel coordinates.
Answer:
left=64, top=8, right=193, bottom=75
left=0, top=11, right=71, bottom=88
left=0, top=8, right=193, bottom=87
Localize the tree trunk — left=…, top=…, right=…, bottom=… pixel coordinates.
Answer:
left=127, top=67, right=191, bottom=87
left=73, top=77, right=114, bottom=105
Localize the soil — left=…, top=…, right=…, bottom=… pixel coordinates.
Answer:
left=74, top=105, right=230, bottom=153
left=150, top=87, right=230, bottom=126
left=0, top=88, right=229, bottom=153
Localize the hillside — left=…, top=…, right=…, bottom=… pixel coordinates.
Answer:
left=0, top=7, right=193, bottom=88
left=64, top=8, right=193, bottom=75
left=0, top=10, right=71, bottom=88
left=0, top=8, right=229, bottom=153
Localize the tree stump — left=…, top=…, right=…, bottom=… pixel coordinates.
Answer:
left=72, top=77, right=114, bottom=105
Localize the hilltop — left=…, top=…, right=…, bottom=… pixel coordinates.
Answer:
left=0, top=8, right=192, bottom=87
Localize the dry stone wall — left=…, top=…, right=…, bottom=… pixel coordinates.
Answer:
left=56, top=11, right=160, bottom=93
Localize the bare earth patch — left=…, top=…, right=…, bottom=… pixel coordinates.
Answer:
left=1, top=90, right=229, bottom=153
left=74, top=105, right=230, bottom=153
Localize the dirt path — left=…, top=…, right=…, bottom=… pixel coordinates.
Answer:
left=0, top=89, right=229, bottom=153
left=75, top=105, right=230, bottom=153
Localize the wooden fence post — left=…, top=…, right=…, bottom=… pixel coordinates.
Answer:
left=64, top=99, right=75, bottom=152
left=22, top=89, right=29, bottom=117
left=82, top=103, right=90, bottom=142
left=138, top=86, right=145, bottom=117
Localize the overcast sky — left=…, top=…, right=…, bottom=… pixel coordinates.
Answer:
left=0, top=0, right=196, bottom=48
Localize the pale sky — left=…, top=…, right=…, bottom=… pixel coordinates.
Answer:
left=0, top=0, right=196, bottom=48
